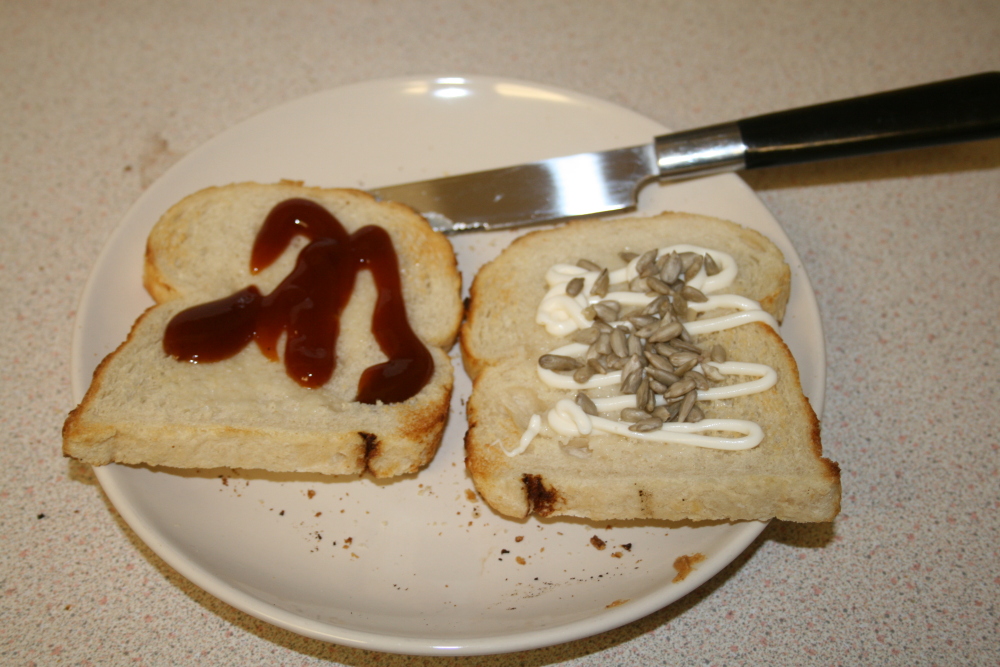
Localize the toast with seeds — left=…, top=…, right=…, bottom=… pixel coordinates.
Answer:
left=461, top=213, right=840, bottom=522
left=64, top=181, right=463, bottom=477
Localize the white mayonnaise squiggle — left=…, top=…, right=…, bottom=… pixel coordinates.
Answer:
left=501, top=244, right=780, bottom=457
left=546, top=399, right=763, bottom=451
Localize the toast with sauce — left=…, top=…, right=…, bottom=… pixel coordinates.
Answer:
left=64, top=182, right=463, bottom=477
left=461, top=213, right=840, bottom=521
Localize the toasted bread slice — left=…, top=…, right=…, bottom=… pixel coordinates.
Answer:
left=64, top=182, right=463, bottom=477
left=462, top=213, right=840, bottom=521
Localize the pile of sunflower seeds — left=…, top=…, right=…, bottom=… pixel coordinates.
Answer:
left=538, top=249, right=727, bottom=433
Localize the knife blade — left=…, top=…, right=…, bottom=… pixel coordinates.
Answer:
left=369, top=72, right=1000, bottom=233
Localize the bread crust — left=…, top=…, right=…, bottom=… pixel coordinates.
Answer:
left=461, top=213, right=840, bottom=521
left=64, top=182, right=462, bottom=477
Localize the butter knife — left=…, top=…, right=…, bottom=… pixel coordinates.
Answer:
left=369, top=72, right=999, bottom=233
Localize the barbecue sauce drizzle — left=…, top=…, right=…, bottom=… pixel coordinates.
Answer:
left=162, top=198, right=433, bottom=404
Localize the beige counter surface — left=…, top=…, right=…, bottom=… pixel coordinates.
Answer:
left=2, top=1, right=999, bottom=665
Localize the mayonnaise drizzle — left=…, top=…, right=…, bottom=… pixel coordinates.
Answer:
left=547, top=399, right=763, bottom=450
left=501, top=244, right=782, bottom=457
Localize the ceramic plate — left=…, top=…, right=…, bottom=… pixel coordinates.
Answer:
left=71, top=75, right=825, bottom=655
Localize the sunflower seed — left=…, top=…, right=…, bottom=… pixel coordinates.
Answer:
left=605, top=354, right=627, bottom=370
left=627, top=314, right=658, bottom=328
left=686, top=370, right=710, bottom=391
left=577, top=258, right=602, bottom=272
left=675, top=390, right=697, bottom=422
left=570, top=326, right=601, bottom=345
left=565, top=276, right=585, bottom=297
left=585, top=341, right=602, bottom=363
left=629, top=276, right=647, bottom=292
left=635, top=249, right=658, bottom=278
left=644, top=350, right=674, bottom=372
left=654, top=250, right=669, bottom=270
left=629, top=417, right=663, bottom=433
left=672, top=294, right=689, bottom=319
left=660, top=252, right=683, bottom=284
left=673, top=357, right=699, bottom=376
left=593, top=320, right=613, bottom=333
left=671, top=339, right=703, bottom=354
left=573, top=365, right=595, bottom=384
left=680, top=284, right=708, bottom=303
left=581, top=304, right=596, bottom=320
left=595, top=331, right=612, bottom=355
left=648, top=321, right=684, bottom=343
left=634, top=321, right=662, bottom=339
left=610, top=327, right=629, bottom=357
left=619, top=369, right=641, bottom=395
left=684, top=254, right=704, bottom=281
left=627, top=333, right=644, bottom=357
left=588, top=358, right=608, bottom=374
left=539, top=354, right=582, bottom=371
left=590, top=268, right=610, bottom=297
left=655, top=342, right=680, bottom=357
left=686, top=405, right=704, bottom=423
left=620, top=306, right=645, bottom=320
left=679, top=251, right=700, bottom=273
left=710, top=343, right=727, bottom=363
left=652, top=404, right=675, bottom=421
left=620, top=407, right=649, bottom=422
left=668, top=351, right=700, bottom=368
left=646, top=276, right=673, bottom=295
left=618, top=251, right=638, bottom=263
left=649, top=378, right=668, bottom=394
left=646, top=367, right=681, bottom=386
left=704, top=253, right=721, bottom=276
left=620, top=355, right=644, bottom=392
left=703, top=363, right=726, bottom=383
left=593, top=299, right=620, bottom=323
left=664, top=377, right=696, bottom=398
left=636, top=376, right=654, bottom=412
left=575, top=392, right=599, bottom=416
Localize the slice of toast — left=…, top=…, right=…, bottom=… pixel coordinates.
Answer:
left=461, top=213, right=840, bottom=521
left=64, top=182, right=463, bottom=478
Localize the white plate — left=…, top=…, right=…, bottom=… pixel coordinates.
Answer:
left=71, top=75, right=825, bottom=655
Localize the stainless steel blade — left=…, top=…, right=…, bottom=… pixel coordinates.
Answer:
left=368, top=73, right=1000, bottom=233
left=368, top=144, right=658, bottom=233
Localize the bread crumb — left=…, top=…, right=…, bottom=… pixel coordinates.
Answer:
left=606, top=599, right=629, bottom=608
left=611, top=551, right=623, bottom=558
left=672, top=553, right=706, bottom=583
left=516, top=556, right=526, bottom=565
left=515, top=535, right=524, bottom=542
left=307, top=490, right=316, bottom=499
left=590, top=536, right=606, bottom=550
left=465, top=489, right=477, bottom=501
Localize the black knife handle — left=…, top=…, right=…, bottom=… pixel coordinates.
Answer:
left=738, top=72, right=1000, bottom=169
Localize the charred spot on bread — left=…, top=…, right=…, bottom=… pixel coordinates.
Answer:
left=522, top=473, right=561, bottom=516
left=361, top=432, right=380, bottom=467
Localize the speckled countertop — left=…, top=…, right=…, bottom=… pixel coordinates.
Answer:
left=3, top=1, right=999, bottom=665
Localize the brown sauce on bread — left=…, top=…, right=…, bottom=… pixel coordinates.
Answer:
left=163, top=198, right=432, bottom=404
